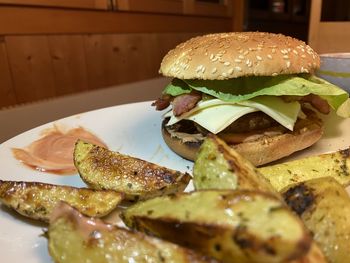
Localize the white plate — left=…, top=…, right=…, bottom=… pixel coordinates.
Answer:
left=0, top=101, right=349, bottom=262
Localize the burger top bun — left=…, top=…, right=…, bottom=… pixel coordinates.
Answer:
left=159, top=32, right=320, bottom=80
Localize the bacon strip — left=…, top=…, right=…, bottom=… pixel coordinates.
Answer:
left=282, top=94, right=330, bottom=114
left=152, top=94, right=172, bottom=110
left=301, top=94, right=330, bottom=114
left=172, top=91, right=202, bottom=117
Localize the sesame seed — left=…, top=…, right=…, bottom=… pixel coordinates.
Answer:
left=210, top=54, right=214, bottom=60
left=256, top=55, right=263, bottom=61
left=281, top=49, right=288, bottom=54
left=301, top=54, right=306, bottom=58
left=238, top=55, right=245, bottom=59
left=267, top=54, right=273, bottom=59
left=234, top=59, right=242, bottom=63
left=301, top=67, right=309, bottom=73
left=228, top=68, right=234, bottom=75
left=211, top=68, right=217, bottom=74
left=224, top=61, right=231, bottom=66
left=283, top=55, right=289, bottom=59
left=243, top=50, right=249, bottom=55
left=272, top=48, right=276, bottom=53
left=235, top=66, right=242, bottom=72
left=286, top=61, right=291, bottom=68
left=293, top=50, right=298, bottom=55
left=272, top=73, right=278, bottom=76
left=222, top=72, right=227, bottom=77
left=201, top=66, right=206, bottom=73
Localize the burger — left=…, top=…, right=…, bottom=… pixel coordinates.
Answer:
left=153, top=32, right=349, bottom=166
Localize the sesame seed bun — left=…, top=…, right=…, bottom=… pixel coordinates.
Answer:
left=159, top=32, right=320, bottom=80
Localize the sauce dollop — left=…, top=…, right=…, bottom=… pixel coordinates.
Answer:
left=12, top=125, right=107, bottom=175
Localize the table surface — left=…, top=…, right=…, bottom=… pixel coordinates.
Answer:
left=0, top=77, right=169, bottom=143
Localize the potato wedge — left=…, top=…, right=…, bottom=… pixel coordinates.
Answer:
left=48, top=202, right=218, bottom=263
left=0, top=180, right=123, bottom=222
left=259, top=148, right=350, bottom=191
left=193, top=134, right=276, bottom=195
left=288, top=243, right=328, bottom=263
left=74, top=139, right=191, bottom=201
left=122, top=190, right=311, bottom=263
left=282, top=177, right=350, bottom=263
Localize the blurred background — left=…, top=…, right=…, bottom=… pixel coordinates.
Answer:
left=0, top=0, right=350, bottom=108
left=0, top=0, right=349, bottom=109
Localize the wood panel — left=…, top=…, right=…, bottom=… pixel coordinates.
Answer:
left=308, top=0, right=350, bottom=53
left=231, top=0, right=244, bottom=32
left=307, top=0, right=322, bottom=50
left=0, top=6, right=231, bottom=35
left=5, top=36, right=56, bottom=103
left=0, top=0, right=110, bottom=9
left=316, top=22, right=350, bottom=53
left=84, top=33, right=199, bottom=90
left=115, top=0, right=183, bottom=14
left=84, top=34, right=159, bottom=90
left=48, top=35, right=89, bottom=95
left=84, top=34, right=114, bottom=90
left=0, top=37, right=16, bottom=108
left=184, top=0, right=231, bottom=17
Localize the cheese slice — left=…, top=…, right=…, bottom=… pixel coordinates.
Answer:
left=238, top=96, right=300, bottom=131
left=164, top=96, right=301, bottom=134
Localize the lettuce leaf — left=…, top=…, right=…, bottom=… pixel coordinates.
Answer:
left=163, top=74, right=349, bottom=110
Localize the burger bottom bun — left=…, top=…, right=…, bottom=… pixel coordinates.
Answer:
left=161, top=113, right=323, bottom=166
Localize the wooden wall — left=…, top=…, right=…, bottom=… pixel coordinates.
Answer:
left=0, top=1, right=244, bottom=109
left=0, top=33, right=199, bottom=108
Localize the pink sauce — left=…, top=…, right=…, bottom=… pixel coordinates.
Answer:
left=12, top=126, right=107, bottom=175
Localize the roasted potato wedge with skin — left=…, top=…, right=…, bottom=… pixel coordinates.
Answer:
left=0, top=180, right=123, bottom=222
left=282, top=177, right=350, bottom=263
left=122, top=190, right=311, bottom=263
left=74, top=139, right=191, bottom=201
left=288, top=243, right=328, bottom=263
left=48, top=202, right=219, bottom=263
left=259, top=148, right=350, bottom=191
left=193, top=134, right=277, bottom=195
